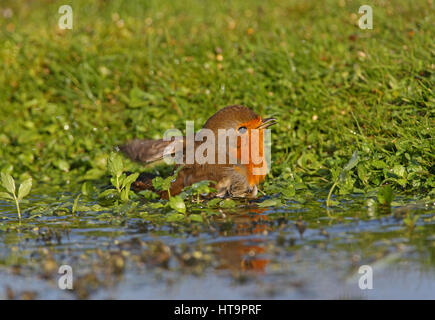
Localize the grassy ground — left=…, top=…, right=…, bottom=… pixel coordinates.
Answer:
left=0, top=0, right=434, bottom=199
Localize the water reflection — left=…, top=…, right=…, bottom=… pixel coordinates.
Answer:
left=213, top=207, right=270, bottom=272
left=1, top=194, right=435, bottom=299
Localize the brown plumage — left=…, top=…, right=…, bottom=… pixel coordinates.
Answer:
left=119, top=105, right=276, bottom=199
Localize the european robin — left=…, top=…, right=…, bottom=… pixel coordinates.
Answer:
left=119, top=105, right=276, bottom=199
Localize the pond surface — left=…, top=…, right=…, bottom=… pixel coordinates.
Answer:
left=0, top=186, right=434, bottom=299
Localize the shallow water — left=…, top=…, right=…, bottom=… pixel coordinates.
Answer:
left=0, top=187, right=434, bottom=299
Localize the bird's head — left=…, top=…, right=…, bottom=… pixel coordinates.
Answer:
left=202, top=105, right=277, bottom=184
left=202, top=105, right=276, bottom=133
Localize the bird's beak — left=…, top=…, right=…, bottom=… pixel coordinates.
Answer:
left=257, top=117, right=277, bottom=129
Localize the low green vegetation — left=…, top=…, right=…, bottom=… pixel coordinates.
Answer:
left=0, top=0, right=433, bottom=212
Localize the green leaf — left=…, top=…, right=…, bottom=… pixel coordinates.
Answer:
left=122, top=173, right=140, bottom=189
left=343, top=151, right=359, bottom=172
left=169, top=195, right=186, bottom=214
left=82, top=168, right=105, bottom=181
left=0, top=192, right=13, bottom=200
left=56, top=159, right=70, bottom=172
left=149, top=202, right=165, bottom=209
left=392, top=165, right=406, bottom=178
left=98, top=189, right=118, bottom=199
left=339, top=151, right=359, bottom=182
left=110, top=176, right=118, bottom=189
left=1, top=172, right=15, bottom=194
left=118, top=173, right=127, bottom=188
left=257, top=198, right=282, bottom=207
left=108, top=152, right=124, bottom=178
left=17, top=178, right=32, bottom=200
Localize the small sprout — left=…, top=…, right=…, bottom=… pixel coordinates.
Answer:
left=0, top=172, right=32, bottom=220
left=327, top=151, right=359, bottom=207
left=151, top=165, right=183, bottom=199
left=188, top=180, right=215, bottom=203
left=108, top=152, right=125, bottom=192
left=106, top=152, right=139, bottom=202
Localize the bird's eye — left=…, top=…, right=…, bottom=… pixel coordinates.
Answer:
left=238, top=126, right=247, bottom=134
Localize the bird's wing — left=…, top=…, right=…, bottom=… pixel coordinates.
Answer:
left=118, top=137, right=185, bottom=163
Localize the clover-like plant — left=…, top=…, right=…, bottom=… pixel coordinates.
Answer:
left=0, top=172, right=32, bottom=220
